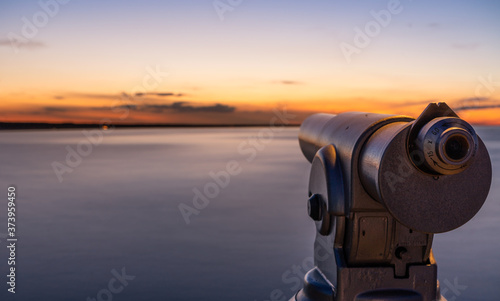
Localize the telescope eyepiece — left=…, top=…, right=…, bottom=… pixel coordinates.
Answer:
left=442, top=129, right=473, bottom=163
left=413, top=117, right=478, bottom=175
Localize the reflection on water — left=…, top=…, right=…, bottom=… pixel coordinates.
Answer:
left=0, top=127, right=498, bottom=300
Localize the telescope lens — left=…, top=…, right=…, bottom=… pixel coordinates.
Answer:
left=414, top=117, right=478, bottom=175
left=444, top=134, right=469, bottom=162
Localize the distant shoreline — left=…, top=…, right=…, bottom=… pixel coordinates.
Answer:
left=0, top=122, right=301, bottom=130
left=1, top=122, right=496, bottom=131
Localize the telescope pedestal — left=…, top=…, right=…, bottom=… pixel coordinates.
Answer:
left=291, top=251, right=445, bottom=300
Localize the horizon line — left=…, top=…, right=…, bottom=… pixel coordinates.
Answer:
left=0, top=121, right=302, bottom=131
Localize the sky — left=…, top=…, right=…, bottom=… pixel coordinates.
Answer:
left=1, top=0, right=499, bottom=125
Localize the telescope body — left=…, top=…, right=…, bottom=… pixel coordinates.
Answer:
left=293, top=103, right=492, bottom=301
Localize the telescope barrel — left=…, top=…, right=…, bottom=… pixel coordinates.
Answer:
left=298, top=113, right=338, bottom=163
left=297, top=108, right=492, bottom=233
left=298, top=112, right=411, bottom=164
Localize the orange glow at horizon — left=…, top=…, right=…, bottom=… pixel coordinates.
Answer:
left=1, top=91, right=498, bottom=126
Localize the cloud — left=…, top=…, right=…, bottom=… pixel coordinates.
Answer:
left=0, top=39, right=45, bottom=50
left=70, top=92, right=185, bottom=101
left=455, top=104, right=500, bottom=111
left=453, top=97, right=489, bottom=104
left=114, top=104, right=138, bottom=111
left=53, top=96, right=65, bottom=100
left=70, top=92, right=123, bottom=100
left=451, top=42, right=480, bottom=50
left=139, top=102, right=235, bottom=113
left=273, top=80, right=303, bottom=85
left=453, top=99, right=500, bottom=111
left=134, top=92, right=184, bottom=97
left=43, top=106, right=70, bottom=112
left=41, top=101, right=236, bottom=115
left=427, top=22, right=441, bottom=29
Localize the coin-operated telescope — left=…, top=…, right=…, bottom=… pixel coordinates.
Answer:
left=292, top=103, right=492, bottom=301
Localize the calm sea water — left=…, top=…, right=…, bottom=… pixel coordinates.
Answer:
left=0, top=127, right=498, bottom=301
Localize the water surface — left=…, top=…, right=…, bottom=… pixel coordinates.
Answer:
left=0, top=127, right=498, bottom=300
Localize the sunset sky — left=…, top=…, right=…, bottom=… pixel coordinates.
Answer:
left=1, top=0, right=499, bottom=125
